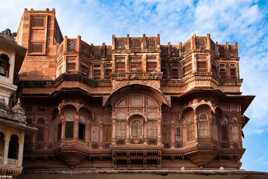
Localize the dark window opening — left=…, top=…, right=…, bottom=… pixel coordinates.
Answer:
left=65, top=121, right=74, bottom=139
left=230, top=68, right=236, bottom=78
left=0, top=54, right=9, bottom=77
left=79, top=123, right=85, bottom=140
left=8, top=135, right=19, bottom=159
left=29, top=42, right=43, bottom=53
left=31, top=16, right=45, bottom=27
left=197, top=61, right=207, bottom=73
left=0, top=133, right=4, bottom=157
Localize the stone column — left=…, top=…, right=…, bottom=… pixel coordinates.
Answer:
left=126, top=121, right=130, bottom=144
left=144, top=121, right=147, bottom=144
left=3, top=134, right=10, bottom=165
left=18, top=135, right=24, bottom=167
left=156, top=54, right=161, bottom=72
left=125, top=55, right=129, bottom=73
left=194, top=115, right=198, bottom=141
left=142, top=54, right=146, bottom=73
left=100, top=63, right=104, bottom=80
left=192, top=53, right=197, bottom=74
left=170, top=121, right=176, bottom=148
left=85, top=122, right=90, bottom=144
left=61, top=121, right=66, bottom=140
left=157, top=119, right=161, bottom=145
left=74, top=114, right=79, bottom=139
left=99, top=122, right=103, bottom=149
left=112, top=119, right=116, bottom=144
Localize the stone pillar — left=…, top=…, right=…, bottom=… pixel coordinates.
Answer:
left=194, top=114, right=198, bottom=141
left=74, top=114, right=79, bottom=139
left=125, top=55, right=129, bottom=73
left=85, top=122, right=90, bottom=144
left=112, top=119, right=116, bottom=144
left=18, top=135, right=24, bottom=167
left=157, top=119, right=161, bottom=145
left=112, top=55, right=115, bottom=73
left=3, top=134, right=10, bottom=165
left=192, top=53, right=197, bottom=74
left=100, top=63, right=104, bottom=80
left=170, top=121, right=176, bottom=148
left=126, top=121, right=130, bottom=144
left=61, top=121, right=66, bottom=140
left=142, top=54, right=146, bottom=73
left=207, top=54, right=212, bottom=73
left=144, top=121, right=147, bottom=144
left=156, top=54, right=161, bottom=73
left=99, top=122, right=103, bottom=149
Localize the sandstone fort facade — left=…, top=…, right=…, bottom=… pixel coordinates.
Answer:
left=0, top=8, right=255, bottom=176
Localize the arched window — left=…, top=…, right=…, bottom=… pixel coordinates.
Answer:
left=79, top=108, right=91, bottom=141
left=130, top=119, right=143, bottom=138
left=196, top=105, right=211, bottom=138
left=0, top=132, right=4, bottom=159
left=8, top=135, right=19, bottom=159
left=0, top=54, right=9, bottom=77
left=182, top=108, right=195, bottom=142
left=63, top=106, right=76, bottom=139
left=129, top=115, right=144, bottom=144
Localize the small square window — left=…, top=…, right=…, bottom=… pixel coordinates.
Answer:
left=29, top=42, right=43, bottom=53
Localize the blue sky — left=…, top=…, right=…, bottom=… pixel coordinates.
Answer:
left=0, top=0, right=267, bottom=172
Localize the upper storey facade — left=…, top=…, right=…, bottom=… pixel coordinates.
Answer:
left=14, top=9, right=254, bottom=171
left=16, top=9, right=241, bottom=97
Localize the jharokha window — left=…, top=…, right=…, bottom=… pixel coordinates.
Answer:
left=219, top=63, right=226, bottom=79
left=31, top=16, right=45, bottom=27
left=182, top=108, right=195, bottom=142
left=175, top=125, right=182, bottom=147
left=230, top=64, right=237, bottom=79
left=79, top=108, right=91, bottom=141
left=197, top=61, right=208, bottom=73
left=0, top=54, right=9, bottom=77
left=115, top=56, right=125, bottom=73
left=196, top=105, right=210, bottom=138
left=29, top=42, right=43, bottom=53
left=63, top=106, right=76, bottom=139
left=146, top=55, right=157, bottom=72
left=129, top=115, right=144, bottom=142
left=130, top=56, right=142, bottom=73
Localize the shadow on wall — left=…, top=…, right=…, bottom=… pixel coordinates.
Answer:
left=19, top=70, right=53, bottom=80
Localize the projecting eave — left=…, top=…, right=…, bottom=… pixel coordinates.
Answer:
left=225, top=94, right=255, bottom=114
left=171, top=88, right=254, bottom=113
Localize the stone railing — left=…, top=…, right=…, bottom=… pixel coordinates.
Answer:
left=8, top=158, right=18, bottom=166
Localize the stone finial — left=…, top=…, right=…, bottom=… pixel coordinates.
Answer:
left=0, top=28, right=15, bottom=40
left=12, top=98, right=26, bottom=123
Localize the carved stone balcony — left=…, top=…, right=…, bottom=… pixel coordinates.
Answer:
left=55, top=139, right=88, bottom=167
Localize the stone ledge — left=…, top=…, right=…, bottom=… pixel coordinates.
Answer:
left=18, top=170, right=268, bottom=179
